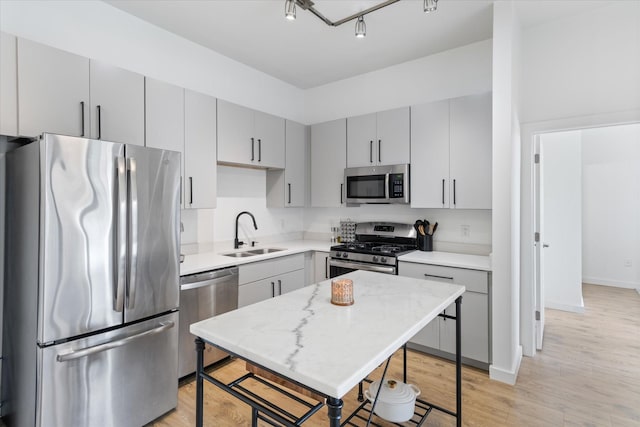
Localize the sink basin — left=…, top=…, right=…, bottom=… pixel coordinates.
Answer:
left=246, top=248, right=285, bottom=255
left=220, top=248, right=285, bottom=258
left=221, top=251, right=255, bottom=258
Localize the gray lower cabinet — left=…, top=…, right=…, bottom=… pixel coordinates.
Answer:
left=238, top=254, right=305, bottom=307
left=398, top=261, right=491, bottom=370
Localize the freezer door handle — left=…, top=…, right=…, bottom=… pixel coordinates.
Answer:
left=115, top=157, right=127, bottom=312
left=56, top=321, right=175, bottom=362
left=126, top=157, right=139, bottom=309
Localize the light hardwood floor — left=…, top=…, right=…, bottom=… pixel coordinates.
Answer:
left=149, top=283, right=639, bottom=426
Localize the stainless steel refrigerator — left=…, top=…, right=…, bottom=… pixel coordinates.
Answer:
left=2, top=133, right=180, bottom=427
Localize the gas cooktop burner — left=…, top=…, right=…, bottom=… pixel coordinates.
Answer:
left=372, top=245, right=404, bottom=254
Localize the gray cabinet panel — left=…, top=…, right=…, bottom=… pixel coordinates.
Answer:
left=90, top=60, right=144, bottom=146
left=17, top=38, right=89, bottom=137
left=1, top=32, right=17, bottom=136
left=311, top=119, right=346, bottom=207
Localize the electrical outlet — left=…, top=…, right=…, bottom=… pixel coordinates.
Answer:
left=461, top=225, right=470, bottom=238
left=624, top=259, right=632, bottom=267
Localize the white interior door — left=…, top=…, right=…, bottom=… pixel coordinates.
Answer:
left=540, top=131, right=584, bottom=313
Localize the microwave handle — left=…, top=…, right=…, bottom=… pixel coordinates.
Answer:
left=385, top=173, right=390, bottom=199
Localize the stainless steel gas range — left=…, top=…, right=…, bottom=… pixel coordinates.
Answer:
left=329, top=222, right=417, bottom=277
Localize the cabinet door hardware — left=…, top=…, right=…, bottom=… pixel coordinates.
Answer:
left=442, top=179, right=445, bottom=205
left=288, top=183, right=291, bottom=204
left=278, top=279, right=282, bottom=296
left=80, top=101, right=85, bottom=136
left=378, top=139, right=381, bottom=163
left=189, top=177, right=193, bottom=205
left=258, top=139, right=262, bottom=162
left=424, top=273, right=454, bottom=281
left=369, top=140, right=373, bottom=163
left=271, top=282, right=275, bottom=298
left=97, top=105, right=102, bottom=139
left=340, top=183, right=343, bottom=204
left=453, top=179, right=457, bottom=206
left=251, top=137, right=255, bottom=161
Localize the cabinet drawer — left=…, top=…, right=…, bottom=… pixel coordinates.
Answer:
left=239, top=254, right=305, bottom=285
left=398, top=262, right=488, bottom=294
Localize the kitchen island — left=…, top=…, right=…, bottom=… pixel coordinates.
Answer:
left=190, top=270, right=465, bottom=426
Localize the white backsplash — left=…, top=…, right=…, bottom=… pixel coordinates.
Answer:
left=181, top=165, right=492, bottom=256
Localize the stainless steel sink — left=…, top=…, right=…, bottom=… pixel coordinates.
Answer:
left=221, top=248, right=285, bottom=258
left=246, top=248, right=285, bottom=255
left=221, top=251, right=255, bottom=258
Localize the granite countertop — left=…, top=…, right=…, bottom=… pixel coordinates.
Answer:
left=180, top=240, right=332, bottom=276
left=398, top=251, right=491, bottom=271
left=190, top=270, right=465, bottom=398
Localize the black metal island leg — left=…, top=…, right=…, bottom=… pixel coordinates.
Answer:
left=455, top=296, right=462, bottom=427
left=327, top=397, right=343, bottom=427
left=195, top=337, right=205, bottom=427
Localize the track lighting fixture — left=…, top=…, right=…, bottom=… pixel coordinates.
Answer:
left=285, top=0, right=296, bottom=20
left=355, top=16, right=366, bottom=38
left=424, top=0, right=438, bottom=13
left=284, top=0, right=439, bottom=38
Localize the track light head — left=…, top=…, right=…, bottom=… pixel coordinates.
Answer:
left=355, top=16, right=366, bottom=38
left=424, top=0, right=438, bottom=13
left=285, top=0, right=296, bottom=20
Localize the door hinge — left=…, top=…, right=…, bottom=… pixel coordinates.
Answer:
left=534, top=153, right=540, bottom=164
left=535, top=310, right=541, bottom=321
left=534, top=232, right=540, bottom=242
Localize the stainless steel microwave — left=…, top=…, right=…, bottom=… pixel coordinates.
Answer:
left=344, top=164, right=410, bottom=204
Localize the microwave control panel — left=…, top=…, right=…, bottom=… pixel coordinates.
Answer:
left=389, top=173, right=405, bottom=198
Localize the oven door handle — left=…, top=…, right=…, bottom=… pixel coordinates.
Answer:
left=329, top=259, right=396, bottom=275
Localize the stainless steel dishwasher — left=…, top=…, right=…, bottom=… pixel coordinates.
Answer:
left=178, top=266, right=239, bottom=378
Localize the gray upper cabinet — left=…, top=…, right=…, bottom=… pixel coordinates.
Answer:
left=411, top=93, right=492, bottom=209
left=145, top=77, right=185, bottom=207
left=346, top=107, right=410, bottom=167
left=217, top=99, right=285, bottom=169
left=311, top=119, right=347, bottom=207
left=184, top=89, right=217, bottom=209
left=89, top=60, right=144, bottom=146
left=17, top=38, right=89, bottom=138
left=267, top=120, right=306, bottom=208
left=410, top=99, right=450, bottom=208
left=449, top=93, right=492, bottom=209
left=0, top=32, right=17, bottom=136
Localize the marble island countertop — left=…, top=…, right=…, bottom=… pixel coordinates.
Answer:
left=190, top=270, right=465, bottom=398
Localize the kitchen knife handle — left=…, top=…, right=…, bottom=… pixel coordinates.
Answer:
left=288, top=183, right=291, bottom=204
left=127, top=157, right=139, bottom=309
left=251, top=137, right=255, bottom=161
left=378, top=139, right=381, bottom=163
left=80, top=101, right=85, bottom=137
left=442, top=179, right=445, bottom=205
left=189, top=176, right=193, bottom=205
left=97, top=105, right=102, bottom=139
left=114, top=157, right=127, bottom=312
left=258, top=139, right=262, bottom=162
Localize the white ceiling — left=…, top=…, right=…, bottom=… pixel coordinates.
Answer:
left=105, top=0, right=609, bottom=89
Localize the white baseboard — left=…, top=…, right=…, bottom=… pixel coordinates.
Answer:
left=545, top=301, right=585, bottom=314
left=489, top=345, right=522, bottom=385
left=582, top=277, right=640, bottom=289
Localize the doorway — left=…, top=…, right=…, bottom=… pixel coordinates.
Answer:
left=521, top=115, right=640, bottom=357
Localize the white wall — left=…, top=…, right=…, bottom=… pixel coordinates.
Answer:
left=582, top=123, right=640, bottom=289
left=304, top=39, right=492, bottom=124
left=0, top=0, right=306, bottom=123
left=520, top=1, right=640, bottom=124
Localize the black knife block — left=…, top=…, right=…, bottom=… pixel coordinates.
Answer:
left=417, top=234, right=433, bottom=252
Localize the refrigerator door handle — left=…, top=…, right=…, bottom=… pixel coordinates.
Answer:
left=127, top=157, right=139, bottom=309
left=115, top=156, right=127, bottom=312
left=56, top=321, right=175, bottom=362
